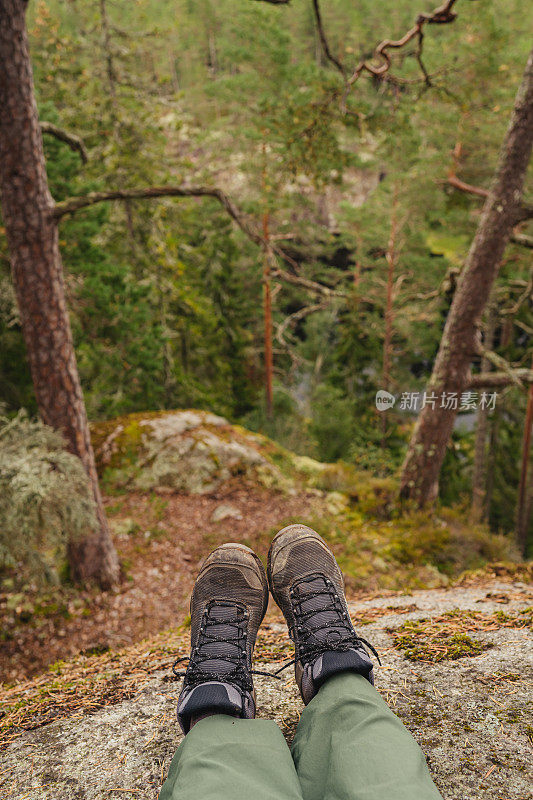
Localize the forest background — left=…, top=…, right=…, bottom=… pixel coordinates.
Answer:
left=1, top=0, right=532, bottom=565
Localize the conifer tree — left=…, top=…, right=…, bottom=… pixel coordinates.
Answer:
left=0, top=0, right=120, bottom=587
left=400, top=48, right=533, bottom=506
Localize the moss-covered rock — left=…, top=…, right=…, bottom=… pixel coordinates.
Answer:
left=91, top=410, right=291, bottom=494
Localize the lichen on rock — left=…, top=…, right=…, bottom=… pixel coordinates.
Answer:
left=91, top=410, right=290, bottom=495
left=1, top=580, right=532, bottom=800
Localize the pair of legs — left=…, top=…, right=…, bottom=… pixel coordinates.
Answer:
left=160, top=525, right=443, bottom=800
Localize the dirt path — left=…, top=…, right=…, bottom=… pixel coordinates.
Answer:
left=0, top=485, right=320, bottom=682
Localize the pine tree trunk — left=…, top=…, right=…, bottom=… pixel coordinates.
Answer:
left=382, top=184, right=399, bottom=445
left=0, top=0, right=119, bottom=588
left=471, top=307, right=496, bottom=520
left=516, top=357, right=533, bottom=555
left=400, top=48, right=533, bottom=506
left=263, top=209, right=274, bottom=419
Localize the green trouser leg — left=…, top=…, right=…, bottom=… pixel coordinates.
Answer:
left=159, top=714, right=304, bottom=800
left=159, top=674, right=442, bottom=800
left=291, top=672, right=443, bottom=800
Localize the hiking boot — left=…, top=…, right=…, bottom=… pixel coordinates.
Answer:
left=175, top=543, right=268, bottom=733
left=268, top=524, right=377, bottom=704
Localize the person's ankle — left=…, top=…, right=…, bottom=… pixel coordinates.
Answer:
left=189, top=708, right=240, bottom=729
left=300, top=648, right=374, bottom=703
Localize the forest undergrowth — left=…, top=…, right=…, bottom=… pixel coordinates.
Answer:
left=0, top=410, right=525, bottom=685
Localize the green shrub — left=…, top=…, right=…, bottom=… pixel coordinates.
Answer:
left=0, top=410, right=99, bottom=585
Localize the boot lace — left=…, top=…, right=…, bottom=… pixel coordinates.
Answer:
left=172, top=600, right=279, bottom=690
left=275, top=573, right=380, bottom=674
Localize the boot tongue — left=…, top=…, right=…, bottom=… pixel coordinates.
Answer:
left=198, top=603, right=243, bottom=675
left=294, top=577, right=347, bottom=647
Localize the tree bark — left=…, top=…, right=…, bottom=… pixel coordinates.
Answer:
left=263, top=210, right=274, bottom=419
left=516, top=356, right=533, bottom=555
left=400, top=48, right=533, bottom=505
left=0, top=0, right=119, bottom=588
left=471, top=306, right=496, bottom=520
left=382, top=184, right=399, bottom=445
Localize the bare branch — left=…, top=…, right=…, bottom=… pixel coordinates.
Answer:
left=271, top=260, right=345, bottom=298
left=503, top=268, right=533, bottom=316
left=311, top=0, right=345, bottom=76
left=447, top=174, right=489, bottom=198
left=275, top=303, right=328, bottom=368
left=40, top=121, right=88, bottom=164
left=445, top=141, right=488, bottom=197
left=448, top=178, right=532, bottom=231
left=447, top=142, right=533, bottom=225
left=276, top=302, right=329, bottom=345
left=515, top=319, right=533, bottom=337
left=511, top=231, right=533, bottom=248
left=475, top=346, right=526, bottom=389
left=414, top=29, right=432, bottom=87
left=52, top=184, right=344, bottom=299
left=289, top=0, right=460, bottom=108
left=514, top=203, right=533, bottom=224
left=52, top=185, right=264, bottom=246
left=345, top=0, right=458, bottom=92
left=467, top=369, right=533, bottom=389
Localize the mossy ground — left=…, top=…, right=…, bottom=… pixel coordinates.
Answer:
left=2, top=582, right=532, bottom=800
left=389, top=608, right=532, bottom=662
left=0, top=619, right=294, bottom=752
left=305, top=504, right=519, bottom=591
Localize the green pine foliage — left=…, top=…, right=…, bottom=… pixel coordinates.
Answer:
left=0, top=0, right=531, bottom=548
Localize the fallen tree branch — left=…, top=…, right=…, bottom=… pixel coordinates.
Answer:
left=467, top=369, right=533, bottom=389
left=40, top=121, right=88, bottom=163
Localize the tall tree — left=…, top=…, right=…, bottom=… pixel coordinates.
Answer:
left=382, top=183, right=401, bottom=445
left=517, top=357, right=533, bottom=555
left=400, top=48, right=533, bottom=505
left=0, top=0, right=119, bottom=587
left=471, top=305, right=496, bottom=520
